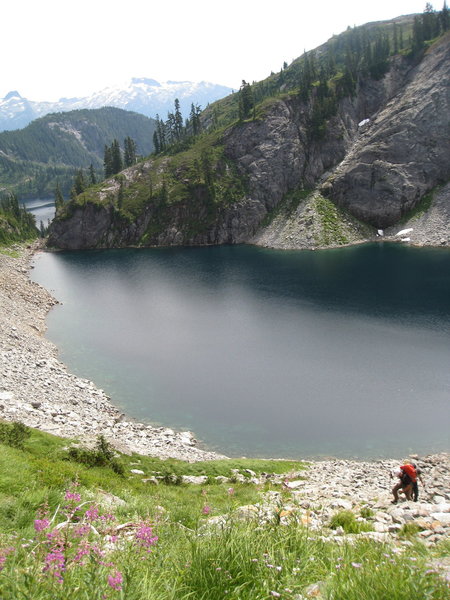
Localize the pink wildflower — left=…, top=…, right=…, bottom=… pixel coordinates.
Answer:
left=351, top=562, right=362, bottom=569
left=73, top=541, right=91, bottom=565
left=100, top=513, right=116, bottom=522
left=64, top=490, right=81, bottom=503
left=34, top=518, right=49, bottom=532
left=227, top=487, right=235, bottom=496
left=202, top=505, right=211, bottom=515
left=43, top=546, right=65, bottom=583
left=135, top=523, right=158, bottom=553
left=73, top=524, right=91, bottom=537
left=85, top=505, right=99, bottom=521
left=108, top=571, right=123, bottom=591
left=0, top=547, right=15, bottom=572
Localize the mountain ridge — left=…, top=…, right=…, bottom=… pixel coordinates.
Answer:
left=0, top=79, right=233, bottom=132
left=47, top=13, right=450, bottom=250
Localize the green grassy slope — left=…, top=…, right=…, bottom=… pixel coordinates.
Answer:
left=0, top=423, right=448, bottom=599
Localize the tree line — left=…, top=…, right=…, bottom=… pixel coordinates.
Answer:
left=0, top=193, right=38, bottom=243
left=53, top=3, right=450, bottom=209
left=152, top=100, right=202, bottom=154
left=236, top=2, right=449, bottom=140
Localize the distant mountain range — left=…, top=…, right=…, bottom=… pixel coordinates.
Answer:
left=0, top=78, right=234, bottom=132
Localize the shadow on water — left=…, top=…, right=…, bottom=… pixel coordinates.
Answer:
left=32, top=243, right=450, bottom=459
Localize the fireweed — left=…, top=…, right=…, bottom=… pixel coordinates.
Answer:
left=0, top=484, right=158, bottom=595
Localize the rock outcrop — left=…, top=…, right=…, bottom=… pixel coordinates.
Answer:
left=322, top=33, right=450, bottom=228
left=48, top=33, right=450, bottom=251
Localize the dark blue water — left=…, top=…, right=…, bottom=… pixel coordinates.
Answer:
left=31, top=243, right=450, bottom=459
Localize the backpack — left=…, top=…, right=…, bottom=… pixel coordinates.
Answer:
left=401, top=464, right=417, bottom=483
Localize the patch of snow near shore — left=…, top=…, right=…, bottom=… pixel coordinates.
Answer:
left=395, top=228, right=413, bottom=237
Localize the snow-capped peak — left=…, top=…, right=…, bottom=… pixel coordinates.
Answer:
left=0, top=78, right=233, bottom=132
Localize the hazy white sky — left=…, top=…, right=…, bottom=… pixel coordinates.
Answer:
left=2, top=0, right=431, bottom=101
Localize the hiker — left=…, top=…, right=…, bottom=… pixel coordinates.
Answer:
left=391, top=462, right=417, bottom=504
left=411, top=463, right=426, bottom=502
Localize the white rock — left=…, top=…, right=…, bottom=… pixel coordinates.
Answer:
left=430, top=513, right=450, bottom=524
left=285, top=480, right=305, bottom=489
left=181, top=475, right=208, bottom=485
left=130, top=469, right=145, bottom=475
left=332, top=499, right=352, bottom=511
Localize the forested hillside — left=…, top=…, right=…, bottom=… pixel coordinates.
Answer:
left=0, top=107, right=156, bottom=199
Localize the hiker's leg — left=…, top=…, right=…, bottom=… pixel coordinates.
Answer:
left=403, top=484, right=413, bottom=500
left=392, top=482, right=402, bottom=502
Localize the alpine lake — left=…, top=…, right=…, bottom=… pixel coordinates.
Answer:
left=31, top=242, right=450, bottom=460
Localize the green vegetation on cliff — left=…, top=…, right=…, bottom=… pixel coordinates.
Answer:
left=49, top=6, right=450, bottom=249
left=54, top=128, right=248, bottom=246
left=0, top=194, right=38, bottom=245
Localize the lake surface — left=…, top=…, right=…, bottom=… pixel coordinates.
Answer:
left=31, top=243, right=450, bottom=459
left=23, top=198, right=55, bottom=226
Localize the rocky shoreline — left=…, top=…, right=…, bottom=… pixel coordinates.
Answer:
left=1, top=243, right=449, bottom=477
left=0, top=242, right=225, bottom=461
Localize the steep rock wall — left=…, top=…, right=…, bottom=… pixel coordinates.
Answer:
left=321, top=34, right=450, bottom=228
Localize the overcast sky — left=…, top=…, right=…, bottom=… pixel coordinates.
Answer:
left=2, top=0, right=431, bottom=101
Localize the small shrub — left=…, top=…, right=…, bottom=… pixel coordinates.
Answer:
left=0, top=421, right=31, bottom=449
left=161, top=473, right=183, bottom=485
left=360, top=507, right=374, bottom=519
left=329, top=510, right=372, bottom=534
left=66, top=435, right=124, bottom=475
left=398, top=522, right=421, bottom=538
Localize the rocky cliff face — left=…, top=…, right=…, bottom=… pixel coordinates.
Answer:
left=321, top=33, right=450, bottom=228
left=48, top=34, right=450, bottom=251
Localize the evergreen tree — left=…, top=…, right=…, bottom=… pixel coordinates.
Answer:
left=73, top=169, right=86, bottom=196
left=423, top=3, right=439, bottom=39
left=54, top=182, right=64, bottom=212
left=153, top=130, right=160, bottom=154
left=412, top=15, right=425, bottom=55
left=189, top=103, right=202, bottom=136
left=89, top=163, right=97, bottom=185
left=153, top=115, right=166, bottom=154
left=399, top=25, right=404, bottom=50
left=174, top=98, right=184, bottom=140
left=123, top=136, right=137, bottom=167
left=440, top=0, right=450, bottom=30
left=166, top=111, right=176, bottom=143
left=157, top=115, right=167, bottom=151
left=104, top=145, right=113, bottom=178
left=111, top=139, right=123, bottom=175
left=393, top=22, right=399, bottom=54
left=238, top=80, right=255, bottom=120
left=369, top=33, right=390, bottom=79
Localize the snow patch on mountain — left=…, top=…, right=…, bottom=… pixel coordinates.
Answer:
left=0, top=78, right=233, bottom=132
